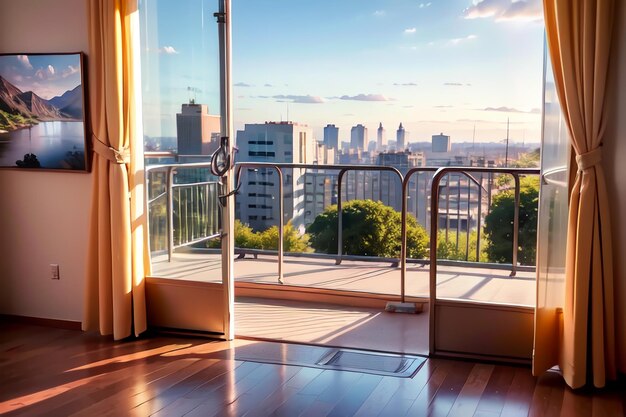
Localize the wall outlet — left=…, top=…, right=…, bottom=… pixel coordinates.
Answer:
left=50, top=264, right=60, bottom=280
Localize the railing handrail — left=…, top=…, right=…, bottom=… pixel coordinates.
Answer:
left=146, top=161, right=540, bottom=297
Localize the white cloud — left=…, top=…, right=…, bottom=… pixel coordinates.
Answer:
left=340, top=94, right=389, bottom=102
left=373, top=10, right=386, bottom=17
left=16, top=55, right=33, bottom=70
left=47, top=65, right=55, bottom=75
left=273, top=94, right=324, bottom=104
left=419, top=2, right=432, bottom=8
left=404, top=27, right=417, bottom=34
left=482, top=106, right=540, bottom=113
left=62, top=65, right=79, bottom=78
left=448, top=34, right=477, bottom=45
left=464, top=0, right=543, bottom=22
left=158, top=46, right=179, bottom=54
left=393, top=82, right=418, bottom=86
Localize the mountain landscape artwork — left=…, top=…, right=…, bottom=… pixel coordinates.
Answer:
left=0, top=53, right=87, bottom=170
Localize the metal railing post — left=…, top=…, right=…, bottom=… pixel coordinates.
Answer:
left=400, top=178, right=408, bottom=303
left=167, top=166, right=175, bottom=262
left=277, top=167, right=284, bottom=284
left=336, top=169, right=347, bottom=265
left=512, top=173, right=521, bottom=276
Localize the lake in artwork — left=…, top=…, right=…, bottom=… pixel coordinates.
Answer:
left=0, top=53, right=87, bottom=170
left=0, top=121, right=86, bottom=170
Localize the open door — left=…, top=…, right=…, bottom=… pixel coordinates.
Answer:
left=140, top=0, right=235, bottom=339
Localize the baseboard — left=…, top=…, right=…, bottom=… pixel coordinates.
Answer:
left=0, top=314, right=82, bottom=331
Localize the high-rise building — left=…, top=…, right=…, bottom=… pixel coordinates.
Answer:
left=396, top=123, right=406, bottom=150
left=323, top=124, right=339, bottom=150
left=236, top=121, right=314, bottom=233
left=314, top=142, right=336, bottom=165
left=176, top=102, right=220, bottom=155
left=377, top=122, right=386, bottom=151
left=350, top=124, right=368, bottom=151
left=432, top=132, right=451, bottom=152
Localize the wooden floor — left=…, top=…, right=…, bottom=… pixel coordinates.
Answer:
left=1, top=323, right=625, bottom=417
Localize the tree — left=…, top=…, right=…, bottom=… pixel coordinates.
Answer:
left=208, top=220, right=310, bottom=252
left=306, top=199, right=429, bottom=259
left=258, top=221, right=311, bottom=252
left=484, top=176, right=539, bottom=265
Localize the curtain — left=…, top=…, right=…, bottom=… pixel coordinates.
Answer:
left=533, top=0, right=617, bottom=388
left=83, top=0, right=148, bottom=340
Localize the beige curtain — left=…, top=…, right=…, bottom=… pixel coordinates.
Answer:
left=533, top=0, right=617, bottom=388
left=83, top=0, right=148, bottom=340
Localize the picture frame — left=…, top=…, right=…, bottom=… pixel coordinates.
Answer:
left=0, top=52, right=89, bottom=172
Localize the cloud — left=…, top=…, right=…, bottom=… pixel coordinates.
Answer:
left=443, top=82, right=464, bottom=86
left=61, top=65, right=79, bottom=78
left=448, top=34, right=477, bottom=45
left=273, top=94, right=324, bottom=104
left=34, top=65, right=56, bottom=80
left=373, top=10, right=386, bottom=17
left=264, top=83, right=273, bottom=87
left=419, top=2, right=432, bottom=8
left=482, top=106, right=541, bottom=114
left=393, top=82, right=418, bottom=86
left=464, top=0, right=543, bottom=22
left=434, top=105, right=453, bottom=108
left=404, top=27, right=417, bottom=34
left=340, top=94, right=389, bottom=102
left=16, top=55, right=33, bottom=70
left=158, top=46, right=179, bottom=54
left=235, top=82, right=253, bottom=87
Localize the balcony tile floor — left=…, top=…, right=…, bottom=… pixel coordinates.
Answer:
left=151, top=253, right=536, bottom=306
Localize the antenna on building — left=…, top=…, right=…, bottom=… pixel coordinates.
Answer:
left=472, top=123, right=476, bottom=154
left=505, top=117, right=510, bottom=167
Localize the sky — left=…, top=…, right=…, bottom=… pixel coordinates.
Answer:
left=139, top=0, right=545, bottom=144
left=0, top=54, right=82, bottom=100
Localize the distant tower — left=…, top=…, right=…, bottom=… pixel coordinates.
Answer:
left=176, top=102, right=221, bottom=155
left=350, top=124, right=368, bottom=151
left=323, top=124, right=339, bottom=151
left=432, top=132, right=451, bottom=152
left=377, top=122, right=386, bottom=151
left=396, top=123, right=406, bottom=150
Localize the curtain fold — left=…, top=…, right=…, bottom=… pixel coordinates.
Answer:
left=83, top=0, right=148, bottom=340
left=533, top=0, right=617, bottom=388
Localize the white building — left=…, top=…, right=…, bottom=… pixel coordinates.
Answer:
left=377, top=122, right=386, bottom=151
left=396, top=123, right=406, bottom=150
left=350, top=124, right=368, bottom=151
left=432, top=132, right=451, bottom=152
left=176, top=102, right=220, bottom=155
left=236, top=122, right=315, bottom=233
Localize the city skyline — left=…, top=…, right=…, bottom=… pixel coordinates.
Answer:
left=140, top=0, right=545, bottom=144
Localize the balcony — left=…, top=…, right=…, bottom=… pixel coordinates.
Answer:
left=145, top=158, right=539, bottom=355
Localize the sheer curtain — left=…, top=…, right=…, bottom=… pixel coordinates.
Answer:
left=533, top=0, right=617, bottom=388
left=82, top=0, right=149, bottom=340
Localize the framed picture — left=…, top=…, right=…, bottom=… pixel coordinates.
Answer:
left=0, top=52, right=89, bottom=171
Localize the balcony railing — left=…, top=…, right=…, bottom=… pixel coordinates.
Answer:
left=145, top=157, right=539, bottom=299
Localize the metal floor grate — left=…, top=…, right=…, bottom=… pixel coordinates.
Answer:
left=316, top=349, right=425, bottom=378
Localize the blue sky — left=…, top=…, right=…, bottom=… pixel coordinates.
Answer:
left=0, top=54, right=82, bottom=100
left=140, top=0, right=544, bottom=144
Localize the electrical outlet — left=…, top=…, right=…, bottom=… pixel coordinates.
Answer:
left=50, top=264, right=60, bottom=280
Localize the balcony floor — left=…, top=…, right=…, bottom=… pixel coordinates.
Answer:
left=150, top=253, right=534, bottom=355
left=151, top=253, right=536, bottom=306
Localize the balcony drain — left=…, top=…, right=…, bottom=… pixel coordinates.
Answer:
left=315, top=349, right=425, bottom=378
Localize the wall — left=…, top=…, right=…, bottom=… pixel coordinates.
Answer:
left=0, top=0, right=90, bottom=322
left=605, top=0, right=626, bottom=373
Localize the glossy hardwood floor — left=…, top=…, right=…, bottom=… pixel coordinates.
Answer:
left=0, top=322, right=624, bottom=417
